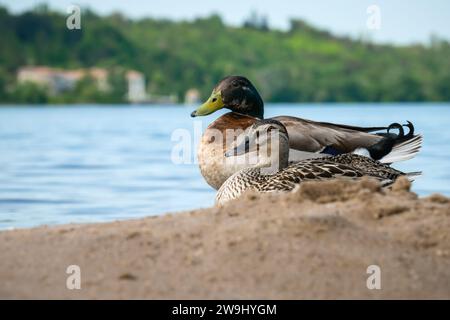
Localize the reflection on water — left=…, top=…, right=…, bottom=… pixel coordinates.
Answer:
left=0, top=103, right=449, bottom=229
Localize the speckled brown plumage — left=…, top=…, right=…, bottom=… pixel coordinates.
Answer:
left=216, top=154, right=406, bottom=205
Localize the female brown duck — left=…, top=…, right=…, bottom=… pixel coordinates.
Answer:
left=191, top=76, right=422, bottom=190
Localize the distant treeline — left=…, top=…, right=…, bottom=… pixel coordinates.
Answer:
left=1, top=5, right=450, bottom=103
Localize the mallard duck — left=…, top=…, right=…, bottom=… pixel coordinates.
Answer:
left=191, top=76, right=422, bottom=190
left=216, top=120, right=421, bottom=206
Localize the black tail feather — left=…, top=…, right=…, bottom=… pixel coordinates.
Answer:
left=368, top=121, right=417, bottom=160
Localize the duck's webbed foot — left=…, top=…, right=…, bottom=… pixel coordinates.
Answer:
left=367, top=121, right=415, bottom=160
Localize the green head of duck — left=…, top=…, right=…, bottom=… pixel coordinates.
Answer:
left=191, top=76, right=264, bottom=119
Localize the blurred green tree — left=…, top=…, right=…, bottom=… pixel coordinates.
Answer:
left=0, top=5, right=449, bottom=104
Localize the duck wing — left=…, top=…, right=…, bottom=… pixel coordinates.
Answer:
left=272, top=116, right=422, bottom=163
left=272, top=116, right=384, bottom=153
left=259, top=154, right=408, bottom=193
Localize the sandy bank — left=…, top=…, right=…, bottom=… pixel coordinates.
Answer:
left=1, top=177, right=449, bottom=299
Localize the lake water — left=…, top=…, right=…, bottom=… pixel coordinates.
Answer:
left=0, top=103, right=449, bottom=230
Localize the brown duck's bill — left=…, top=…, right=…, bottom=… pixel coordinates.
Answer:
left=190, top=91, right=224, bottom=117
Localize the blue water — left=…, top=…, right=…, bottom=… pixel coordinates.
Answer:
left=0, top=103, right=449, bottom=230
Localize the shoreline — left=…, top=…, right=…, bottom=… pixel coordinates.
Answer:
left=1, top=177, right=449, bottom=299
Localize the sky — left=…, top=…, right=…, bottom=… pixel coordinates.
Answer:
left=1, top=0, right=450, bottom=45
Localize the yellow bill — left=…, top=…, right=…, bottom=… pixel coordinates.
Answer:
left=190, top=91, right=224, bottom=117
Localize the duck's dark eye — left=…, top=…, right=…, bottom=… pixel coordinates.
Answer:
left=211, top=98, right=217, bottom=102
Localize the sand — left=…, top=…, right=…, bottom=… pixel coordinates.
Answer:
left=1, top=177, right=449, bottom=299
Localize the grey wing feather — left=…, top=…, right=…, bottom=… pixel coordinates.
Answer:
left=272, top=116, right=382, bottom=153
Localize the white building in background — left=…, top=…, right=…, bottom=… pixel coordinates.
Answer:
left=126, top=70, right=147, bottom=103
left=17, top=66, right=180, bottom=104
left=17, top=66, right=109, bottom=95
left=17, top=66, right=65, bottom=94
